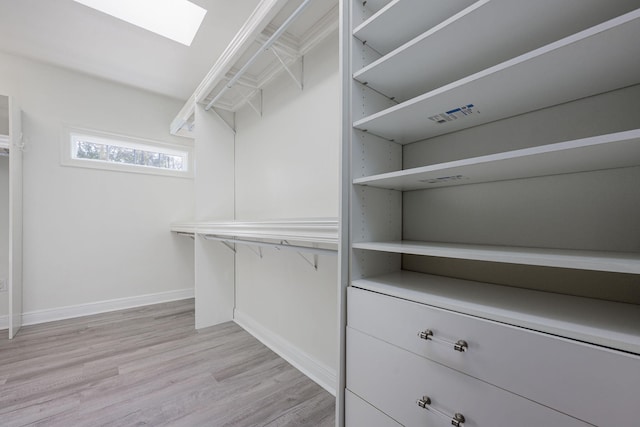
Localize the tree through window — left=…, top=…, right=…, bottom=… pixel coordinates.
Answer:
left=67, top=130, right=191, bottom=177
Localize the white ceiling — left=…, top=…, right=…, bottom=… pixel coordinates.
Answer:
left=0, top=0, right=262, bottom=101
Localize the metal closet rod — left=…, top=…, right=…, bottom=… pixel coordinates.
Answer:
left=204, top=0, right=313, bottom=111
left=202, top=235, right=337, bottom=256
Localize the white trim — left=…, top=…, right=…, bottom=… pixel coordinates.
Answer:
left=0, top=288, right=195, bottom=329
left=234, top=309, right=337, bottom=396
left=0, top=314, right=6, bottom=330
left=0, top=134, right=9, bottom=149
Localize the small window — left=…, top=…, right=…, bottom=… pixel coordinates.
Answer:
left=62, top=128, right=193, bottom=178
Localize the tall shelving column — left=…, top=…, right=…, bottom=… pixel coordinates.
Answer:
left=192, top=105, right=236, bottom=329
left=340, top=1, right=640, bottom=426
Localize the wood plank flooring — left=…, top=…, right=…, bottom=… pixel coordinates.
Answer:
left=0, top=299, right=335, bottom=426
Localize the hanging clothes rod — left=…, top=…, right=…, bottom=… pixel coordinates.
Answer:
left=202, top=235, right=337, bottom=256
left=204, top=0, right=314, bottom=111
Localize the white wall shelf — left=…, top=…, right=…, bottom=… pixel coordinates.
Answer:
left=171, top=0, right=338, bottom=136
left=352, top=241, right=640, bottom=274
left=353, top=130, right=640, bottom=190
left=353, top=9, right=640, bottom=144
left=354, top=0, right=638, bottom=103
left=353, top=0, right=474, bottom=57
left=353, top=270, right=640, bottom=355
left=171, top=218, right=339, bottom=246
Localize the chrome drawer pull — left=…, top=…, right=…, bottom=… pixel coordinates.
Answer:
left=417, top=396, right=466, bottom=426
left=418, top=329, right=469, bottom=352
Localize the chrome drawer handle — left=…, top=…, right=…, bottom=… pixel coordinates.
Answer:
left=417, top=396, right=466, bottom=426
left=418, top=329, right=468, bottom=352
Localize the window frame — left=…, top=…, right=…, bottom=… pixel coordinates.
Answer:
left=61, top=126, right=194, bottom=178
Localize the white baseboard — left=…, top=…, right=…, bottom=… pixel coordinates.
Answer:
left=233, top=309, right=337, bottom=396
left=0, top=288, right=194, bottom=329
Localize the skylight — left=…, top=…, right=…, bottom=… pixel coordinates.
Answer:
left=73, top=0, right=207, bottom=46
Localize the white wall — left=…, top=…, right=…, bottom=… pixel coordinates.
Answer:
left=0, top=51, right=194, bottom=317
left=234, top=33, right=339, bottom=374
left=0, top=156, right=8, bottom=317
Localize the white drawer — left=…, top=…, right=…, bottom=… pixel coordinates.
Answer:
left=348, top=286, right=640, bottom=426
left=346, top=389, right=401, bottom=427
left=347, top=327, right=589, bottom=427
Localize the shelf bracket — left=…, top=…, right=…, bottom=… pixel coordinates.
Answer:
left=271, top=47, right=303, bottom=90
left=247, top=245, right=263, bottom=258
left=202, top=235, right=237, bottom=253
left=297, top=252, right=318, bottom=270
left=176, top=232, right=195, bottom=240
left=237, top=88, right=262, bottom=117
left=208, top=107, right=236, bottom=134
left=279, top=240, right=318, bottom=270
left=247, top=89, right=263, bottom=117
left=220, top=240, right=236, bottom=253
left=202, top=235, right=336, bottom=261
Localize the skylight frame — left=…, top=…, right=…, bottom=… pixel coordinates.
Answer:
left=73, top=0, right=207, bottom=46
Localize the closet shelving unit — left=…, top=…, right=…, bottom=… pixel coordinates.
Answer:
left=341, top=0, right=640, bottom=426
left=168, top=1, right=340, bottom=362
left=170, top=0, right=338, bottom=136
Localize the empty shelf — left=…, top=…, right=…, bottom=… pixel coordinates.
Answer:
left=353, top=9, right=640, bottom=143
left=354, top=0, right=638, bottom=102
left=352, top=241, right=640, bottom=274
left=353, top=0, right=474, bottom=56
left=353, top=130, right=640, bottom=190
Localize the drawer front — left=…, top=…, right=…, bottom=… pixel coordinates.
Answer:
left=347, top=327, right=589, bottom=427
left=346, top=390, right=401, bottom=427
left=348, top=286, right=640, bottom=426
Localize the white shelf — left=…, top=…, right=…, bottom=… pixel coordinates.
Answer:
left=170, top=0, right=338, bottom=135
left=354, top=0, right=638, bottom=102
left=171, top=218, right=339, bottom=245
left=352, top=270, right=640, bottom=354
left=353, top=130, right=640, bottom=190
left=353, top=0, right=474, bottom=56
left=353, top=9, right=640, bottom=143
left=169, top=222, right=198, bottom=234
left=352, top=241, right=640, bottom=274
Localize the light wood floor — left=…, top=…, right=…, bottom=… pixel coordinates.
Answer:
left=0, top=299, right=335, bottom=426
